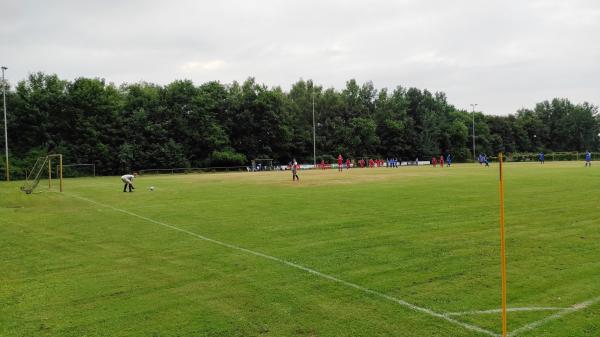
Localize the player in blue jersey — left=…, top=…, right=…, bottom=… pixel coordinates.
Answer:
left=538, top=152, right=545, bottom=164
left=482, top=154, right=490, bottom=167
left=585, top=151, right=592, bottom=167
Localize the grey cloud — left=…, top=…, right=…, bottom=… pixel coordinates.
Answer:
left=1, top=0, right=599, bottom=115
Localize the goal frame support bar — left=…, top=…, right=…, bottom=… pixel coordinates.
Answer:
left=47, top=154, right=63, bottom=192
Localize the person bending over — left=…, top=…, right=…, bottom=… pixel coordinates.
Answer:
left=121, top=173, right=137, bottom=192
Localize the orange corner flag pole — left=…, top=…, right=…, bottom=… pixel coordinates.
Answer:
left=499, top=152, right=508, bottom=336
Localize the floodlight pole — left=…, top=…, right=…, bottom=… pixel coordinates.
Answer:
left=312, top=88, right=316, bottom=167
left=470, top=103, right=478, bottom=163
left=2, top=66, right=8, bottom=181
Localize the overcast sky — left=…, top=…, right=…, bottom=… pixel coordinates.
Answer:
left=2, top=0, right=599, bottom=115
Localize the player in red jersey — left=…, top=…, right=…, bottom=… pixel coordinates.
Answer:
left=431, top=156, right=437, bottom=167
left=346, top=158, right=351, bottom=170
left=440, top=155, right=444, bottom=168
left=337, top=154, right=343, bottom=172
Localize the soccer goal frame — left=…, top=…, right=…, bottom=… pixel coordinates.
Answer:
left=21, top=154, right=63, bottom=194
left=251, top=158, right=274, bottom=171
left=58, top=163, right=95, bottom=178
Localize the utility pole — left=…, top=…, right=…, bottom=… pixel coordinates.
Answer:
left=470, top=103, right=478, bottom=163
left=2, top=66, right=8, bottom=181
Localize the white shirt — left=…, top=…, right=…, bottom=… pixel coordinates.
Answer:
left=121, top=174, right=135, bottom=181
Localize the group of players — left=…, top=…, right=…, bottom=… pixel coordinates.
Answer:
left=478, top=154, right=491, bottom=167
left=315, top=156, right=393, bottom=170
left=312, top=153, right=459, bottom=172
left=286, top=150, right=597, bottom=181
left=430, top=154, right=453, bottom=168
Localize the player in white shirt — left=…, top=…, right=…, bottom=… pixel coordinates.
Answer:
left=121, top=173, right=137, bottom=192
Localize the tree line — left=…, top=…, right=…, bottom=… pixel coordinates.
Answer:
left=1, top=72, right=598, bottom=178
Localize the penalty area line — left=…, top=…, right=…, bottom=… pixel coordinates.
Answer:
left=64, top=192, right=499, bottom=337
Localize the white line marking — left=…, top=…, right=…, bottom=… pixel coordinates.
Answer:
left=447, top=307, right=565, bottom=316
left=65, top=192, right=499, bottom=337
left=509, top=296, right=600, bottom=336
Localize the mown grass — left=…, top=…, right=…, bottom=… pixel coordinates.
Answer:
left=1, top=162, right=599, bottom=336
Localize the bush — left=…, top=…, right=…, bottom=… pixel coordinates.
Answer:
left=451, top=148, right=471, bottom=162
left=210, top=150, right=247, bottom=167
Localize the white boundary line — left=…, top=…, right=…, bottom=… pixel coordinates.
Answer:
left=509, top=296, right=600, bottom=336
left=64, top=192, right=499, bottom=337
left=447, top=307, right=565, bottom=316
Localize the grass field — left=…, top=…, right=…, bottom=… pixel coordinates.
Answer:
left=1, top=162, right=599, bottom=337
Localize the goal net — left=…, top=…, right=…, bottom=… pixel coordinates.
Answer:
left=251, top=158, right=274, bottom=171
left=20, top=154, right=63, bottom=194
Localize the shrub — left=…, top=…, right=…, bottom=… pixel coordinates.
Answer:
left=210, top=150, right=247, bottom=167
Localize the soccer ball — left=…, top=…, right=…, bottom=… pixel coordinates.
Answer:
left=149, top=186, right=155, bottom=191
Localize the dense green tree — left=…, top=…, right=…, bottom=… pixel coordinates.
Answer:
left=9, top=73, right=67, bottom=154
left=63, top=77, right=124, bottom=173
left=2, top=72, right=599, bottom=179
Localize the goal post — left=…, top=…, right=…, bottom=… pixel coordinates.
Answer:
left=251, top=158, right=274, bottom=171
left=21, top=154, right=63, bottom=194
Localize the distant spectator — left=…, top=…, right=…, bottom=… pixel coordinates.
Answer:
left=292, top=159, right=300, bottom=181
